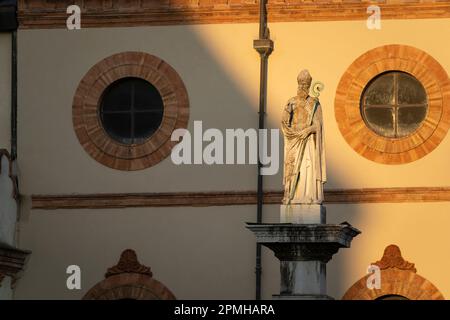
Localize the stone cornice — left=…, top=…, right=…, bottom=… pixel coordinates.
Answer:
left=246, top=223, right=361, bottom=262
left=31, top=186, right=450, bottom=210
left=18, top=1, right=450, bottom=29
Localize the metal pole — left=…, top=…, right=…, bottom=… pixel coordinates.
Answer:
left=11, top=30, right=17, bottom=160
left=254, top=0, right=273, bottom=300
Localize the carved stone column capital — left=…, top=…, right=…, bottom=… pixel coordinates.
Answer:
left=247, top=223, right=360, bottom=262
left=265, top=243, right=342, bottom=263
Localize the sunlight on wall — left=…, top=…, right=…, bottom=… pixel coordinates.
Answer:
left=327, top=202, right=450, bottom=299
left=193, top=20, right=450, bottom=299
left=15, top=18, right=450, bottom=300
left=262, top=202, right=450, bottom=299
left=194, top=19, right=450, bottom=188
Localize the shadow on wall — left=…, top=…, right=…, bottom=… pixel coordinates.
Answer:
left=326, top=203, right=364, bottom=300
left=17, top=18, right=266, bottom=299
left=16, top=3, right=362, bottom=300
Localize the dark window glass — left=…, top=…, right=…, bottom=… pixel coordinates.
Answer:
left=135, top=113, right=161, bottom=139
left=101, top=113, right=132, bottom=143
left=376, top=294, right=409, bottom=300
left=100, top=77, right=164, bottom=144
left=361, top=71, right=428, bottom=138
left=101, top=80, right=134, bottom=112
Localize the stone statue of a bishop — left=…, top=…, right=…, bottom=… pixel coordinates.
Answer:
left=281, top=70, right=326, bottom=205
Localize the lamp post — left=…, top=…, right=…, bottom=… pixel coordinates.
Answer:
left=254, top=0, right=274, bottom=300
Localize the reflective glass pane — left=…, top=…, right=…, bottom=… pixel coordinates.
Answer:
left=363, top=73, right=394, bottom=105
left=397, top=73, right=427, bottom=105
left=361, top=71, right=428, bottom=138
left=364, top=107, right=395, bottom=137
left=398, top=106, right=427, bottom=137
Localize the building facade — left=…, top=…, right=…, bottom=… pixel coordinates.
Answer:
left=1, top=0, right=450, bottom=299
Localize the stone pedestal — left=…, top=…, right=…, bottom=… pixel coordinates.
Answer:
left=279, top=260, right=327, bottom=297
left=246, top=220, right=360, bottom=300
left=280, top=204, right=326, bottom=224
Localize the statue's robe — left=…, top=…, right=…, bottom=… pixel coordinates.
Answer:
left=281, top=95, right=327, bottom=204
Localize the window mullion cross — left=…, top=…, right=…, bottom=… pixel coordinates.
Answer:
left=130, top=82, right=135, bottom=144
left=393, top=73, right=399, bottom=138
left=135, top=108, right=160, bottom=113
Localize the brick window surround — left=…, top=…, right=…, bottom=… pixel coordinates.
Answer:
left=335, top=45, right=450, bottom=164
left=72, top=52, right=189, bottom=171
left=342, top=245, right=444, bottom=300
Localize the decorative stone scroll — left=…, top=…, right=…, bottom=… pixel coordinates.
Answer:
left=105, top=249, right=153, bottom=278
left=342, top=245, right=444, bottom=300
left=373, top=245, right=416, bottom=272
left=83, top=249, right=176, bottom=300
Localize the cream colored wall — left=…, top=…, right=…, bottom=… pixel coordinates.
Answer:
left=0, top=33, right=11, bottom=151
left=17, top=26, right=258, bottom=195
left=15, top=202, right=450, bottom=300
left=263, top=203, right=450, bottom=299
left=15, top=206, right=257, bottom=299
left=17, top=19, right=450, bottom=195
left=15, top=18, right=450, bottom=299
left=263, top=19, right=450, bottom=189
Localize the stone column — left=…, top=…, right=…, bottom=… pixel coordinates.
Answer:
left=246, top=218, right=360, bottom=300
left=279, top=260, right=327, bottom=299
left=280, top=204, right=326, bottom=224
left=278, top=203, right=328, bottom=299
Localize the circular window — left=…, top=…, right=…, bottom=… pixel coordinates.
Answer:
left=73, top=52, right=189, bottom=171
left=100, top=77, right=164, bottom=145
left=361, top=71, right=428, bottom=138
left=335, top=45, right=450, bottom=164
